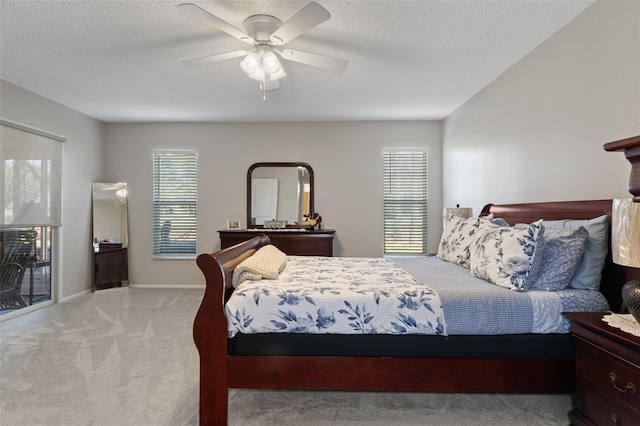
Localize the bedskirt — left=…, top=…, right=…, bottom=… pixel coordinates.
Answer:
left=228, top=332, right=574, bottom=359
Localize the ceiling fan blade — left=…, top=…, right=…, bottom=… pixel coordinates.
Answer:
left=269, top=1, right=330, bottom=45
left=178, top=3, right=253, bottom=44
left=181, top=50, right=248, bottom=65
left=277, top=49, right=348, bottom=73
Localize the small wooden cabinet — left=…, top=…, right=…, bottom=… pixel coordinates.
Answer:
left=93, top=247, right=129, bottom=290
left=219, top=229, right=335, bottom=257
left=565, top=312, right=640, bottom=426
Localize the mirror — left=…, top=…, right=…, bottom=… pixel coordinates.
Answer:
left=92, top=182, right=129, bottom=291
left=247, top=163, right=313, bottom=227
left=92, top=182, right=129, bottom=248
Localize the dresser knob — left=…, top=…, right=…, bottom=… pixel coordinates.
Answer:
left=610, top=413, right=620, bottom=425
left=610, top=372, right=636, bottom=394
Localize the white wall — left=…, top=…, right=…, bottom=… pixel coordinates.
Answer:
left=0, top=80, right=105, bottom=299
left=443, top=0, right=640, bottom=214
left=104, top=121, right=442, bottom=286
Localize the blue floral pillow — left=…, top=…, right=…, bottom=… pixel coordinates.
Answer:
left=437, top=215, right=498, bottom=268
left=469, top=220, right=545, bottom=291
left=530, top=226, right=589, bottom=291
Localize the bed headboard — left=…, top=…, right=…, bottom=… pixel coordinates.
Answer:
left=480, top=199, right=636, bottom=313
left=480, top=199, right=612, bottom=225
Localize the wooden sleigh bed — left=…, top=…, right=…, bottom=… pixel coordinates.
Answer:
left=194, top=199, right=630, bottom=425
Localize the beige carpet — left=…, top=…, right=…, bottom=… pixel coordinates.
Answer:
left=1, top=288, right=571, bottom=425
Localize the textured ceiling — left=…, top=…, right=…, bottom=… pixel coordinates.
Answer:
left=0, top=0, right=593, bottom=122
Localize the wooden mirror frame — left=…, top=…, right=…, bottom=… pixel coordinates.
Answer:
left=247, top=162, right=314, bottom=228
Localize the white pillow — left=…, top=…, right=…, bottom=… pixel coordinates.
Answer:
left=469, top=220, right=545, bottom=291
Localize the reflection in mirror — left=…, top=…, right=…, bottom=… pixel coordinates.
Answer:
left=92, top=182, right=128, bottom=247
left=92, top=182, right=129, bottom=291
left=247, top=163, right=313, bottom=227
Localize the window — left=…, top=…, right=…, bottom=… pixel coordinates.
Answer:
left=383, top=151, right=428, bottom=254
left=152, top=151, right=198, bottom=258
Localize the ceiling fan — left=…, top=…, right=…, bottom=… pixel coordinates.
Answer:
left=177, top=1, right=349, bottom=92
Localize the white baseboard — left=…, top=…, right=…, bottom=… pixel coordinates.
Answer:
left=129, top=284, right=205, bottom=290
left=61, top=289, right=92, bottom=303
left=0, top=299, right=55, bottom=322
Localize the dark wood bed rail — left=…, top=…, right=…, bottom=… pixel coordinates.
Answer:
left=194, top=235, right=270, bottom=426
left=480, top=199, right=613, bottom=224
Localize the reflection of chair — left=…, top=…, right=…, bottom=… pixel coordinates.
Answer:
left=0, top=230, right=37, bottom=310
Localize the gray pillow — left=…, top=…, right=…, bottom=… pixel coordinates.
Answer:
left=543, top=215, right=608, bottom=291
left=530, top=226, right=589, bottom=291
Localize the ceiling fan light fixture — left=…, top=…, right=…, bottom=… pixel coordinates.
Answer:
left=240, top=51, right=260, bottom=75
left=240, top=47, right=285, bottom=84
left=269, top=68, right=287, bottom=81
left=247, top=67, right=265, bottom=81
left=262, top=51, right=281, bottom=74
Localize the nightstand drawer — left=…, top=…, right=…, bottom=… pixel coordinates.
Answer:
left=565, top=313, right=640, bottom=426
left=584, top=381, right=640, bottom=426
left=583, top=344, right=640, bottom=409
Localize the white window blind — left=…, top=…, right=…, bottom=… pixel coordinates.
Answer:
left=383, top=151, right=428, bottom=254
left=152, top=151, right=198, bottom=258
left=1, top=119, right=64, bottom=227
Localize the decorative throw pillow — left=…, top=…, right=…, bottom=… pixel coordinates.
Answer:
left=530, top=226, right=589, bottom=291
left=490, top=218, right=511, bottom=227
left=543, top=215, right=608, bottom=291
left=469, top=220, right=545, bottom=291
left=437, top=215, right=498, bottom=268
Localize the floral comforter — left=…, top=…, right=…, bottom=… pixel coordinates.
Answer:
left=225, top=256, right=447, bottom=338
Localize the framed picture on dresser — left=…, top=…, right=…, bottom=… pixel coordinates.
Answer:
left=226, top=220, right=241, bottom=230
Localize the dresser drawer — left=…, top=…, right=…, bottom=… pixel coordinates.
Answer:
left=582, top=344, right=640, bottom=410
left=219, top=230, right=335, bottom=257
left=273, top=238, right=332, bottom=256
left=584, top=381, right=640, bottom=426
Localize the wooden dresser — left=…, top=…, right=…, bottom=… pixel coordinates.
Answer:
left=219, top=229, right=335, bottom=257
left=564, top=312, right=640, bottom=426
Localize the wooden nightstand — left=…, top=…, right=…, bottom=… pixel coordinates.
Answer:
left=564, top=312, right=640, bottom=425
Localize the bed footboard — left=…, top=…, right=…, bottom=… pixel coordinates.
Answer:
left=194, top=235, right=271, bottom=426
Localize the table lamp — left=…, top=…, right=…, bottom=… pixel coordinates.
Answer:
left=612, top=198, right=640, bottom=323
left=442, top=204, right=472, bottom=229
